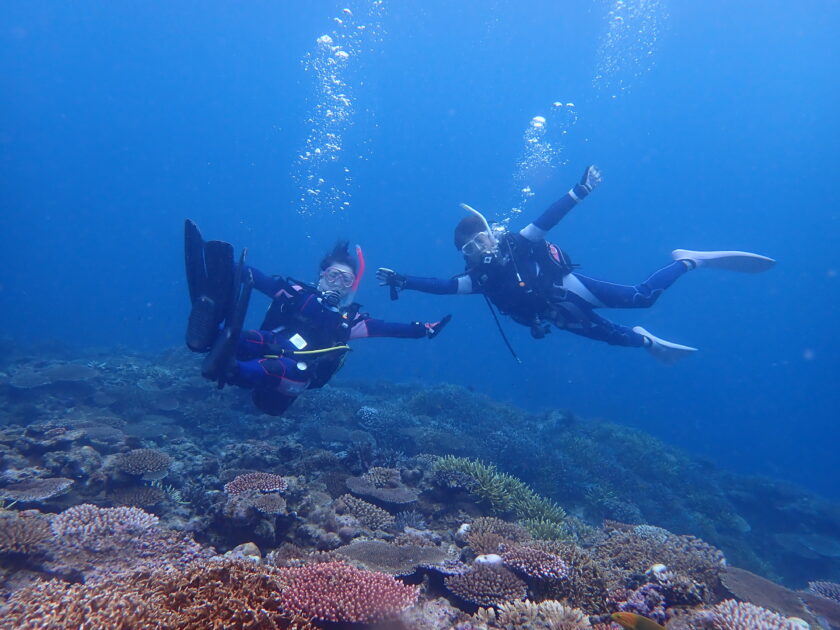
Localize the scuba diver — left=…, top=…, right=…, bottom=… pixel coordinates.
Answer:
left=184, top=220, right=450, bottom=415
left=376, top=166, right=775, bottom=365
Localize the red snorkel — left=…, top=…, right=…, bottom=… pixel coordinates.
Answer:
left=351, top=245, right=365, bottom=291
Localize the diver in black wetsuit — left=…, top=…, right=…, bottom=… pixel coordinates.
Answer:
left=376, top=166, right=775, bottom=364
left=184, top=220, right=449, bottom=415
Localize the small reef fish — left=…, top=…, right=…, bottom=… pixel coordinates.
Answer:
left=611, top=612, right=667, bottom=630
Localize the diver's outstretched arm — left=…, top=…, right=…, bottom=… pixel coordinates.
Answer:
left=519, top=165, right=602, bottom=242
left=376, top=268, right=476, bottom=296
left=349, top=314, right=451, bottom=339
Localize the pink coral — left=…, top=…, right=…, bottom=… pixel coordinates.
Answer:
left=278, top=560, right=418, bottom=623
left=224, top=472, right=288, bottom=495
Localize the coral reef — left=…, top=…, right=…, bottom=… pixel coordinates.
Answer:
left=224, top=472, right=289, bottom=494
left=277, top=560, right=418, bottom=623
left=445, top=564, right=528, bottom=608
left=0, top=343, right=839, bottom=628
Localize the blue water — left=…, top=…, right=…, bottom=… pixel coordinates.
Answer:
left=1, top=1, right=838, bottom=497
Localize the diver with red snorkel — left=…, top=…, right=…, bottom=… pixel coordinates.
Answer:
left=184, top=220, right=450, bottom=416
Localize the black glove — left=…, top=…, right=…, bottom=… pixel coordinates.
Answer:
left=573, top=164, right=603, bottom=199
left=424, top=314, right=452, bottom=339
left=321, top=290, right=341, bottom=308
left=376, top=267, right=407, bottom=301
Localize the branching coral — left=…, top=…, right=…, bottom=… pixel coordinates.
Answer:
left=435, top=456, right=566, bottom=527
left=0, top=512, right=52, bottom=555
left=277, top=560, right=418, bottom=623
left=48, top=504, right=208, bottom=577
left=1, top=560, right=317, bottom=629
left=501, top=546, right=570, bottom=582
left=445, top=564, right=528, bottom=608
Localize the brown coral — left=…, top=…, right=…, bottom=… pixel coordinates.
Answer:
left=115, top=448, right=173, bottom=480
left=501, top=545, right=570, bottom=582
left=470, top=517, right=531, bottom=542
left=0, top=513, right=52, bottom=555
left=337, top=494, right=394, bottom=530
left=445, top=564, right=528, bottom=608
left=0, top=560, right=317, bottom=629
left=0, top=477, right=74, bottom=502
left=48, top=504, right=208, bottom=578
left=362, top=466, right=401, bottom=488
left=253, top=493, right=287, bottom=515
left=335, top=540, right=450, bottom=576
left=592, top=527, right=724, bottom=597
left=224, top=472, right=288, bottom=495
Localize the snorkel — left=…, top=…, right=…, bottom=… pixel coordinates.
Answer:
left=351, top=245, right=365, bottom=292
left=336, top=244, right=364, bottom=307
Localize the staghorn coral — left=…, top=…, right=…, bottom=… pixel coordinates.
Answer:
left=115, top=448, right=173, bottom=480
left=278, top=560, right=418, bottom=623
left=1, top=559, right=317, bottom=629
left=445, top=564, right=528, bottom=608
left=0, top=512, right=52, bottom=555
left=224, top=472, right=288, bottom=495
left=435, top=456, right=566, bottom=525
left=474, top=599, right=591, bottom=629
left=501, top=545, right=570, bottom=582
left=337, top=493, right=394, bottom=530
left=523, top=517, right=568, bottom=541
left=0, top=477, right=74, bottom=502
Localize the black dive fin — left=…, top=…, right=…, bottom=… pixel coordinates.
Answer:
left=201, top=249, right=253, bottom=388
left=184, top=220, right=236, bottom=352
left=184, top=219, right=206, bottom=304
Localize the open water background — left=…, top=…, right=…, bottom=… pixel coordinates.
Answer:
left=1, top=1, right=838, bottom=497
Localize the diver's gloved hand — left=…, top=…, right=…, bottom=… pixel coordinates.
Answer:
left=376, top=267, right=406, bottom=289
left=321, top=290, right=341, bottom=308
left=573, top=164, right=602, bottom=199
left=424, top=314, right=452, bottom=339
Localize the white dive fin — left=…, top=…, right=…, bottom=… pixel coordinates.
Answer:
left=633, top=326, right=698, bottom=365
left=672, top=249, right=776, bottom=273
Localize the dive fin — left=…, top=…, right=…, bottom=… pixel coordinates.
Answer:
left=672, top=249, right=776, bottom=273
left=184, top=220, right=236, bottom=352
left=201, top=250, right=253, bottom=388
left=633, top=326, right=697, bottom=365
